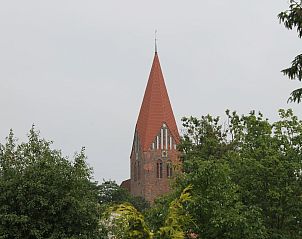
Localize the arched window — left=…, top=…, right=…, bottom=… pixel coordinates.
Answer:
left=167, top=161, right=173, bottom=178
left=157, top=160, right=163, bottom=178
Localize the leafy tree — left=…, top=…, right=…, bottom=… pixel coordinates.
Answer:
left=279, top=0, right=302, bottom=102
left=129, top=195, right=150, bottom=213
left=109, top=203, right=153, bottom=239
left=155, top=186, right=193, bottom=239
left=177, top=110, right=302, bottom=239
left=98, top=180, right=149, bottom=212
left=102, top=186, right=193, bottom=239
left=178, top=159, right=266, bottom=239
left=0, top=127, right=101, bottom=239
left=98, top=180, right=130, bottom=205
left=144, top=195, right=172, bottom=234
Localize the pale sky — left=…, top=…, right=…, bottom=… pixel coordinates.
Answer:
left=1, top=0, right=301, bottom=183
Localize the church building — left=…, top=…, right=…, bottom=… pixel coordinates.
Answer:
left=121, top=49, right=180, bottom=203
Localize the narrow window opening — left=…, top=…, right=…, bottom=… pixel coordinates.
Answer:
left=157, top=160, right=163, bottom=178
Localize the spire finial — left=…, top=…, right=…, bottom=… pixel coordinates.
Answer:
left=155, top=30, right=158, bottom=53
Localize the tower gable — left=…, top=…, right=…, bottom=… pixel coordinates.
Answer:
left=149, top=123, right=178, bottom=151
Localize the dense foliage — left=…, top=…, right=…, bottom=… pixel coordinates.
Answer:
left=0, top=127, right=100, bottom=239
left=279, top=0, right=302, bottom=102
left=98, top=180, right=149, bottom=212
left=111, top=109, right=302, bottom=239
left=175, top=109, right=302, bottom=239
left=1, top=113, right=302, bottom=239
left=102, top=186, right=192, bottom=239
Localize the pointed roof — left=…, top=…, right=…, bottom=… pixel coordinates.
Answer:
left=136, top=52, right=180, bottom=151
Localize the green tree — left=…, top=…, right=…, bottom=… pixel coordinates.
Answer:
left=98, top=180, right=130, bottom=205
left=279, top=0, right=302, bottom=102
left=144, top=195, right=172, bottom=234
left=0, top=127, right=100, bottom=239
left=155, top=186, right=193, bottom=239
left=102, top=186, right=192, bottom=239
left=98, top=180, right=149, bottom=212
left=110, top=203, right=153, bottom=239
left=179, top=159, right=266, bottom=239
left=177, top=110, right=302, bottom=239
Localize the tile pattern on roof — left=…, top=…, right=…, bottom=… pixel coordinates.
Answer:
left=136, top=53, right=180, bottom=151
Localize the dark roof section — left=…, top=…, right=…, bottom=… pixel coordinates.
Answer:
left=120, top=179, right=131, bottom=192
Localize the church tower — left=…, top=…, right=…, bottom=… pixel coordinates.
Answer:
left=123, top=50, right=180, bottom=203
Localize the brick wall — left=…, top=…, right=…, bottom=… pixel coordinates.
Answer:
left=130, top=147, right=180, bottom=203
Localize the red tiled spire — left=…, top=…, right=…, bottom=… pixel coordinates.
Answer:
left=136, top=52, right=180, bottom=151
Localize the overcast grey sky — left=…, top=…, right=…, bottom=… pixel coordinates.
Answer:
left=1, top=0, right=301, bottom=183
